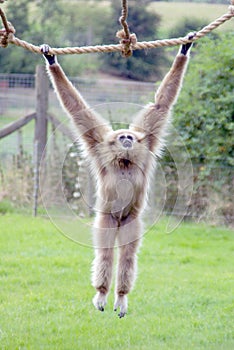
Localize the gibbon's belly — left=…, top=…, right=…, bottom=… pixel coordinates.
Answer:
left=97, top=167, right=146, bottom=219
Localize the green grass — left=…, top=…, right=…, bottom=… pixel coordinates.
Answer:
left=0, top=214, right=234, bottom=349
left=149, top=2, right=233, bottom=34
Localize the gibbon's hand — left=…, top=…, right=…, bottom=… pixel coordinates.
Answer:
left=180, top=32, right=196, bottom=56
left=40, top=44, right=56, bottom=65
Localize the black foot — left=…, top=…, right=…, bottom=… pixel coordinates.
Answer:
left=114, top=308, right=126, bottom=318
left=98, top=306, right=104, bottom=312
left=40, top=44, right=56, bottom=65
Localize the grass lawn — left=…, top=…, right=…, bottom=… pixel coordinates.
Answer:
left=0, top=214, right=234, bottom=349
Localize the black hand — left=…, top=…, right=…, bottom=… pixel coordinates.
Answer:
left=40, top=44, right=56, bottom=65
left=180, top=32, right=196, bottom=56
left=181, top=42, right=193, bottom=56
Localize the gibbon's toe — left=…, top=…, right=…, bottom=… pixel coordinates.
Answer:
left=114, top=308, right=127, bottom=318
left=92, top=292, right=107, bottom=312
left=98, top=305, right=104, bottom=312
left=114, top=294, right=128, bottom=318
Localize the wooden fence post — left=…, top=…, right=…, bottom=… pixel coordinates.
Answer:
left=33, top=65, right=49, bottom=216
left=35, top=65, right=49, bottom=163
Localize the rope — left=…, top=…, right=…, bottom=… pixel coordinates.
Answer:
left=117, top=0, right=137, bottom=57
left=0, top=6, right=15, bottom=48
left=120, top=0, right=130, bottom=40
left=0, top=1, right=234, bottom=56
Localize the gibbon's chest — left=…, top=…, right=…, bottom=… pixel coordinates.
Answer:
left=96, top=165, right=147, bottom=220
left=98, top=164, right=146, bottom=202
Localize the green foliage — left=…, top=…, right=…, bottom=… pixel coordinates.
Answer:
left=168, top=17, right=211, bottom=38
left=100, top=1, right=167, bottom=81
left=174, top=33, right=234, bottom=167
left=161, top=33, right=233, bottom=222
left=29, top=0, right=65, bottom=46
left=167, top=0, right=228, bottom=3
left=0, top=200, right=14, bottom=214
left=0, top=215, right=234, bottom=349
left=0, top=0, right=232, bottom=76
left=7, top=0, right=30, bottom=35
left=0, top=0, right=110, bottom=74
left=0, top=0, right=35, bottom=73
left=56, top=2, right=110, bottom=75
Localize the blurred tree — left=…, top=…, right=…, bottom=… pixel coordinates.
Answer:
left=7, top=0, right=30, bottom=36
left=174, top=33, right=234, bottom=167
left=56, top=2, right=111, bottom=75
left=168, top=17, right=209, bottom=38
left=161, top=33, right=233, bottom=219
left=0, top=0, right=35, bottom=73
left=100, top=0, right=166, bottom=81
left=29, top=0, right=64, bottom=46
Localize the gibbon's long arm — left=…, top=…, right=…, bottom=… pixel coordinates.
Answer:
left=41, top=45, right=112, bottom=151
left=130, top=38, right=193, bottom=153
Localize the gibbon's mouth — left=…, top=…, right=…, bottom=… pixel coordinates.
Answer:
left=118, top=158, right=132, bottom=168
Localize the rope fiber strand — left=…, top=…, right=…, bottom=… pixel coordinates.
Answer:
left=0, top=0, right=234, bottom=56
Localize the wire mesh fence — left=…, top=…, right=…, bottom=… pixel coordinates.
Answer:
left=0, top=72, right=233, bottom=227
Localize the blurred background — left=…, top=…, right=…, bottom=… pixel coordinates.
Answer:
left=0, top=0, right=233, bottom=227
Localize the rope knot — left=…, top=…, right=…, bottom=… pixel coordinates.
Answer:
left=116, top=29, right=137, bottom=58
left=0, top=21, right=15, bottom=48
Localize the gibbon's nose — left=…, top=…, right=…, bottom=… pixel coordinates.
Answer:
left=118, top=134, right=134, bottom=149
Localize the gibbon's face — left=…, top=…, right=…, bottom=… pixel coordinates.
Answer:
left=102, top=129, right=148, bottom=168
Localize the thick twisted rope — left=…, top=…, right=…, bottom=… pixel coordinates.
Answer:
left=116, top=0, right=138, bottom=57
left=0, top=1, right=233, bottom=56
left=119, top=0, right=130, bottom=40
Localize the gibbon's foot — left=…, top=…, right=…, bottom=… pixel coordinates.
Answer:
left=114, top=294, right=128, bottom=318
left=92, top=291, right=108, bottom=312
left=40, top=44, right=56, bottom=65
left=181, top=32, right=196, bottom=56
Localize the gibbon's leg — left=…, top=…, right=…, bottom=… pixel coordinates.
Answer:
left=114, top=216, right=142, bottom=318
left=92, top=214, right=118, bottom=312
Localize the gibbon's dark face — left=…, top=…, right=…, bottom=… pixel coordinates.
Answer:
left=104, top=129, right=148, bottom=167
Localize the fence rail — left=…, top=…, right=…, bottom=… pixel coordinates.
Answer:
left=0, top=112, right=35, bottom=139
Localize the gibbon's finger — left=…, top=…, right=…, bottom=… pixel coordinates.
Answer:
left=40, top=44, right=56, bottom=65
left=187, top=31, right=196, bottom=41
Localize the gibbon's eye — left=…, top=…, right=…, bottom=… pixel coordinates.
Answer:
left=119, top=135, right=125, bottom=141
left=118, top=134, right=134, bottom=141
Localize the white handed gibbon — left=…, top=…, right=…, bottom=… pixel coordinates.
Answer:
left=41, top=36, right=193, bottom=318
